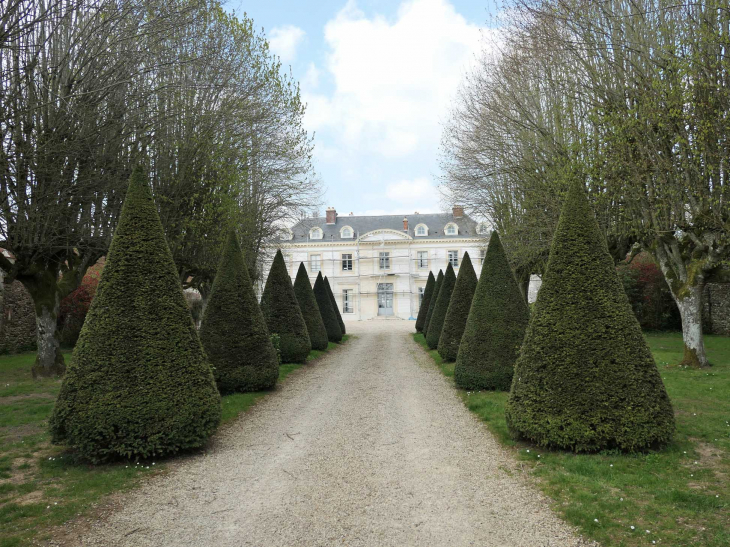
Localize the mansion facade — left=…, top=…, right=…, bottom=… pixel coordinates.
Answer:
left=267, top=206, right=488, bottom=321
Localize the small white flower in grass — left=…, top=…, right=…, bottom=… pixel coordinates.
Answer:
left=526, top=450, right=530, bottom=453
left=54, top=502, right=57, bottom=505
left=694, top=461, right=698, bottom=465
left=652, top=541, right=656, bottom=545
left=537, top=455, right=541, bottom=458
left=47, top=506, right=50, bottom=509
left=646, top=530, right=651, bottom=534
left=152, top=463, right=155, bottom=465
left=620, top=498, right=623, bottom=501
left=716, top=495, right=720, bottom=498
left=630, top=526, right=635, bottom=530
left=594, top=519, right=599, bottom=523
left=610, top=464, right=613, bottom=467
left=691, top=474, right=694, bottom=477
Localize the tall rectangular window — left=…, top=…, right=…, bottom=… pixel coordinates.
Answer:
left=417, top=251, right=428, bottom=269
left=379, top=251, right=390, bottom=270
left=342, top=253, right=353, bottom=271
left=448, top=250, right=459, bottom=268
left=479, top=249, right=486, bottom=265
left=310, top=254, right=321, bottom=272
left=342, top=289, right=353, bottom=313
left=418, top=287, right=425, bottom=307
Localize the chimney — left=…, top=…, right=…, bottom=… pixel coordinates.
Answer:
left=403, top=217, right=408, bottom=231
left=452, top=205, right=464, bottom=218
left=326, top=207, right=337, bottom=225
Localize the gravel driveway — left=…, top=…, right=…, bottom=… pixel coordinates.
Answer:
left=58, top=320, right=594, bottom=547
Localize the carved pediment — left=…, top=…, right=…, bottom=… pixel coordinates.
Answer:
left=358, top=229, right=412, bottom=242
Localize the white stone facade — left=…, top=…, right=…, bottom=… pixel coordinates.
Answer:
left=263, top=209, right=487, bottom=322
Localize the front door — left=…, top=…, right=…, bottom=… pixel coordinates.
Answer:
left=377, top=283, right=394, bottom=316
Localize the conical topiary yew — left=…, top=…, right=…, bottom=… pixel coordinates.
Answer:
left=325, top=276, right=346, bottom=336
left=438, top=252, right=477, bottom=361
left=426, top=264, right=456, bottom=349
left=200, top=230, right=279, bottom=394
left=454, top=232, right=529, bottom=390
left=422, top=270, right=443, bottom=336
left=314, top=272, right=342, bottom=343
left=415, top=271, right=435, bottom=333
left=260, top=250, right=311, bottom=363
left=294, top=263, right=329, bottom=351
left=49, top=167, right=221, bottom=462
left=506, top=182, right=675, bottom=452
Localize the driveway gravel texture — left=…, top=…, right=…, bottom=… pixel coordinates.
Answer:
left=52, top=320, right=596, bottom=547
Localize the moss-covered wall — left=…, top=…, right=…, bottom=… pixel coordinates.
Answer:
left=703, top=283, right=730, bottom=335
left=0, top=279, right=37, bottom=354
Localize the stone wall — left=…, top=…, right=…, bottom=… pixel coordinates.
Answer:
left=703, top=283, right=730, bottom=335
left=0, top=280, right=37, bottom=353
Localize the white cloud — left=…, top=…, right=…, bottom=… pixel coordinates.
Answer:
left=304, top=0, right=484, bottom=158
left=302, top=62, right=321, bottom=90
left=386, top=178, right=434, bottom=203
left=269, top=25, right=306, bottom=64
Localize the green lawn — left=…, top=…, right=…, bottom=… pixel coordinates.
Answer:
left=0, top=335, right=349, bottom=547
left=413, top=331, right=730, bottom=547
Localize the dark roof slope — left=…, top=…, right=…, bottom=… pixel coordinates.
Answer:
left=285, top=213, right=480, bottom=243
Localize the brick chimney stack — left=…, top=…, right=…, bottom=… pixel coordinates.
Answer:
left=403, top=217, right=408, bottom=231
left=452, top=205, right=464, bottom=218
left=326, top=207, right=337, bottom=225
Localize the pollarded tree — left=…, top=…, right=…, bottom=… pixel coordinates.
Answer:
left=199, top=230, right=279, bottom=394
left=313, top=272, right=342, bottom=343
left=438, top=252, right=478, bottom=361
left=294, top=263, right=329, bottom=351
left=324, top=276, right=346, bottom=336
left=454, top=233, right=529, bottom=390
left=49, top=168, right=221, bottom=463
left=415, top=271, right=435, bottom=333
left=426, top=264, right=456, bottom=349
left=423, top=270, right=444, bottom=336
left=505, top=182, right=675, bottom=452
left=260, top=250, right=311, bottom=363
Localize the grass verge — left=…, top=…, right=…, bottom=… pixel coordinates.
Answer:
left=0, top=335, right=349, bottom=546
left=413, top=331, right=729, bottom=547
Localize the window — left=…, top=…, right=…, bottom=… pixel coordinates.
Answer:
left=418, top=287, right=425, bottom=307
left=342, top=289, right=353, bottom=313
left=448, top=250, right=459, bottom=268
left=479, top=249, right=486, bottom=264
left=379, top=251, right=390, bottom=270
left=342, top=253, right=353, bottom=271
left=445, top=223, right=458, bottom=235
left=476, top=222, right=489, bottom=235
left=340, top=226, right=354, bottom=239
left=310, top=227, right=323, bottom=240
left=415, top=224, right=428, bottom=236
left=417, top=251, right=428, bottom=269
left=310, top=254, right=321, bottom=272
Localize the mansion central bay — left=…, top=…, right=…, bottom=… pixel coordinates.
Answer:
left=269, top=206, right=488, bottom=322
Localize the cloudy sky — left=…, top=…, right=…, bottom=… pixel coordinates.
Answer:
left=230, top=0, right=494, bottom=216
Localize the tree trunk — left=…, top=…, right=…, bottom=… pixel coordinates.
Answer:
left=24, top=273, right=67, bottom=378
left=674, top=284, right=710, bottom=368
left=32, top=298, right=65, bottom=377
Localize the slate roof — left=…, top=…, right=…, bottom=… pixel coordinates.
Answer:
left=284, top=212, right=481, bottom=243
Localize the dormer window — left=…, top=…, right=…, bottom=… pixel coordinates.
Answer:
left=415, top=224, right=428, bottom=237
left=310, top=227, right=323, bottom=240
left=340, top=226, right=354, bottom=239
left=445, top=223, right=458, bottom=236
left=476, top=222, right=489, bottom=235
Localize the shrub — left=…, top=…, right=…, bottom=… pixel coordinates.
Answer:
left=617, top=252, right=680, bottom=331
left=454, top=233, right=529, bottom=390
left=438, top=252, right=478, bottom=361
left=415, top=271, right=436, bottom=333
left=422, top=270, right=443, bottom=336
left=260, top=250, right=311, bottom=363
left=426, top=264, right=456, bottom=349
left=49, top=167, right=221, bottom=462
left=293, top=263, right=329, bottom=351
left=505, top=182, right=675, bottom=452
left=324, top=276, right=346, bottom=335
left=199, top=230, right=279, bottom=394
left=58, top=265, right=102, bottom=348
left=313, top=272, right=342, bottom=343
